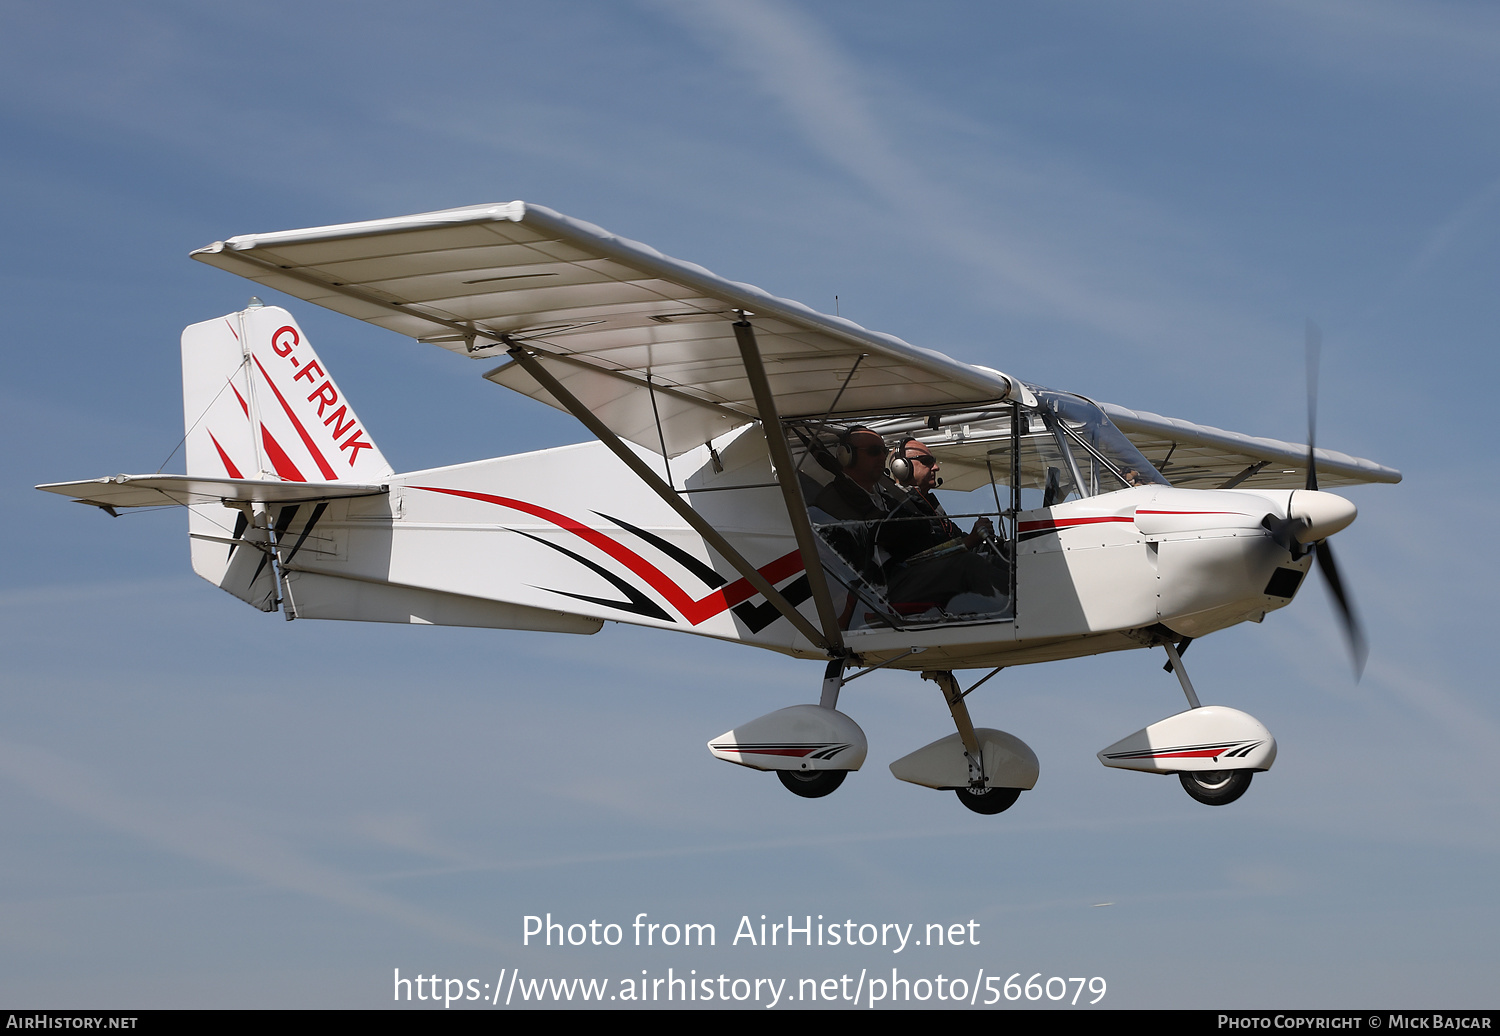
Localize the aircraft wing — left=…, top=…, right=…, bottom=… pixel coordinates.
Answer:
left=1098, top=402, right=1402, bottom=490
left=37, top=474, right=387, bottom=511
left=191, top=202, right=1020, bottom=457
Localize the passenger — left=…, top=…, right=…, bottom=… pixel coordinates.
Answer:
left=810, top=427, right=897, bottom=522
left=810, top=427, right=900, bottom=587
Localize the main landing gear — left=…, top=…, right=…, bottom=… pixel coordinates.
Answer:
left=710, top=639, right=1274, bottom=812
left=888, top=670, right=1038, bottom=815
left=777, top=769, right=847, bottom=798
left=706, top=659, right=868, bottom=797
left=1098, top=637, right=1277, bottom=806
left=707, top=658, right=1039, bottom=814
left=953, top=785, right=1023, bottom=815
left=1178, top=769, right=1252, bottom=806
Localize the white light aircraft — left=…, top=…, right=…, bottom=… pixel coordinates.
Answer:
left=40, top=202, right=1399, bottom=814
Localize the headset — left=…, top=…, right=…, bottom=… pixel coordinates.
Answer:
left=831, top=427, right=856, bottom=470
left=831, top=425, right=881, bottom=470
left=887, top=437, right=942, bottom=488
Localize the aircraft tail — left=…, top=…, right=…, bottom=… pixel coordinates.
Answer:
left=182, top=302, right=394, bottom=610
left=182, top=301, right=392, bottom=484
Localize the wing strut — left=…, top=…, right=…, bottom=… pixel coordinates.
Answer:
left=506, top=345, right=833, bottom=654
left=731, top=319, right=847, bottom=656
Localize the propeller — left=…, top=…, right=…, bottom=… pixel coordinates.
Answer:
left=1300, top=320, right=1368, bottom=679
left=1305, top=318, right=1320, bottom=492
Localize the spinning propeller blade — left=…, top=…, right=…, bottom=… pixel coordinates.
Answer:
left=1315, top=540, right=1367, bottom=680
left=1305, top=319, right=1321, bottom=493
left=1301, top=319, right=1367, bottom=680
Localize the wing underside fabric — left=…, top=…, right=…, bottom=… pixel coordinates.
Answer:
left=191, top=202, right=1015, bottom=458
left=1099, top=402, right=1400, bottom=490
left=191, top=201, right=1399, bottom=487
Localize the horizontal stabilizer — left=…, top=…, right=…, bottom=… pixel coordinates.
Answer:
left=37, top=474, right=387, bottom=511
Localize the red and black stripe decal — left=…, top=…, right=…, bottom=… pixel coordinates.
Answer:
left=509, top=528, right=672, bottom=622
left=731, top=576, right=812, bottom=633
left=710, top=742, right=854, bottom=761
left=1018, top=514, right=1133, bottom=542
left=412, top=486, right=808, bottom=631
left=1104, top=739, right=1264, bottom=762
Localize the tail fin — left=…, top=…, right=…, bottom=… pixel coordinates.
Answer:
left=182, top=302, right=394, bottom=611
left=182, top=302, right=393, bottom=483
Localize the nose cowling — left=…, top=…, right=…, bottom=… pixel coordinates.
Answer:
left=1287, top=490, right=1357, bottom=543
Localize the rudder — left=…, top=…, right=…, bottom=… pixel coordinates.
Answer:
left=181, top=302, right=393, bottom=610
left=181, top=302, right=392, bottom=483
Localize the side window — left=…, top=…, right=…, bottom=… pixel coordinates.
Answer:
left=1018, top=411, right=1081, bottom=508
left=791, top=418, right=1015, bottom=631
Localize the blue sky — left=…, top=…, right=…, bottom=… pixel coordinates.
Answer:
left=2, top=0, right=1496, bottom=1009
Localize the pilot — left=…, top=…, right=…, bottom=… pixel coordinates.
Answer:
left=879, top=438, right=1009, bottom=612
left=884, top=438, right=993, bottom=551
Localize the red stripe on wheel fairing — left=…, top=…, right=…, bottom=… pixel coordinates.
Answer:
left=1137, top=748, right=1233, bottom=759
left=713, top=747, right=818, bottom=758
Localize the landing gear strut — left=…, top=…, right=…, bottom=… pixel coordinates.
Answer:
left=931, top=670, right=1031, bottom=815
left=886, top=670, right=1037, bottom=815
left=1160, top=642, right=1261, bottom=806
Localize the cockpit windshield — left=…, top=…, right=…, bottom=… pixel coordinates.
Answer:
left=1029, top=386, right=1170, bottom=494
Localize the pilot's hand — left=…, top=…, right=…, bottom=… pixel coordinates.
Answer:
left=964, top=517, right=994, bottom=551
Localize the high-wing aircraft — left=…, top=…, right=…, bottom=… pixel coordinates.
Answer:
left=39, top=202, right=1400, bottom=814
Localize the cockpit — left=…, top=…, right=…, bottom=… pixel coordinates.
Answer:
left=788, top=386, right=1167, bottom=632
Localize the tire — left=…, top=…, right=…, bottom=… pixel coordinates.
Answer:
left=1178, top=769, right=1252, bottom=806
left=777, top=769, right=847, bottom=798
left=953, top=786, right=1022, bottom=815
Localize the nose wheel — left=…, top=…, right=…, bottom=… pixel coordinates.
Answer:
left=777, top=769, right=847, bottom=798
left=1099, top=642, right=1274, bottom=807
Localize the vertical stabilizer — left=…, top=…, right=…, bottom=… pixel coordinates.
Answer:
left=182, top=304, right=392, bottom=483
left=181, top=304, right=393, bottom=611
